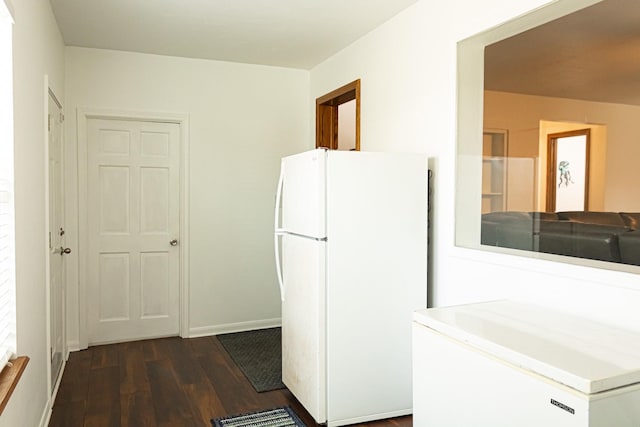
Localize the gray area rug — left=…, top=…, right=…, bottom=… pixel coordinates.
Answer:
left=211, top=406, right=305, bottom=427
left=217, top=327, right=285, bottom=392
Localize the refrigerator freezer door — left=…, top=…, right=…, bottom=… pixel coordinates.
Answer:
left=280, top=149, right=326, bottom=239
left=281, top=233, right=327, bottom=423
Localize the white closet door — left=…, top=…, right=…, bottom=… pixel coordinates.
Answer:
left=86, top=118, right=180, bottom=344
left=48, top=92, right=65, bottom=389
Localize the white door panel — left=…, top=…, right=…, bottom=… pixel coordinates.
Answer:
left=87, top=118, right=180, bottom=344
left=140, top=252, right=170, bottom=318
left=281, top=149, right=326, bottom=238
left=98, top=252, right=130, bottom=320
left=281, top=234, right=326, bottom=423
left=140, top=167, right=170, bottom=233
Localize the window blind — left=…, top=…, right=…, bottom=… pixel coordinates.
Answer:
left=0, top=181, right=15, bottom=369
left=0, top=0, right=15, bottom=370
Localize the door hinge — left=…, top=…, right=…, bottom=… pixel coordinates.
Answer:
left=60, top=112, right=64, bottom=123
left=47, top=114, right=51, bottom=132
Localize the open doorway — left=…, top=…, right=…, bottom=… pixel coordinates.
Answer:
left=316, top=79, right=360, bottom=151
left=546, top=129, right=591, bottom=212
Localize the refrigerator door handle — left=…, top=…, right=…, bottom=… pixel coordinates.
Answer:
left=274, top=165, right=285, bottom=301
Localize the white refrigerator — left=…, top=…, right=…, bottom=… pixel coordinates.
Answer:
left=274, top=148, right=429, bottom=427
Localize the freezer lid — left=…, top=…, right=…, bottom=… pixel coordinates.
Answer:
left=413, top=300, right=640, bottom=395
left=280, top=149, right=326, bottom=239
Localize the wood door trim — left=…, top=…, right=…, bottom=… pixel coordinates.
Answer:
left=546, top=135, right=558, bottom=212
left=316, top=79, right=360, bottom=151
left=316, top=80, right=359, bottom=105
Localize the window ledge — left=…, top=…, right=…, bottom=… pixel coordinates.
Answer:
left=0, top=356, right=29, bottom=416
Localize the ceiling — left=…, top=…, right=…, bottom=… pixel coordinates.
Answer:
left=49, top=0, right=417, bottom=70
left=49, top=0, right=640, bottom=103
left=485, top=0, right=640, bottom=106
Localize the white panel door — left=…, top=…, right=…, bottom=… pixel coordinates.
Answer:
left=48, top=92, right=65, bottom=390
left=87, top=118, right=180, bottom=344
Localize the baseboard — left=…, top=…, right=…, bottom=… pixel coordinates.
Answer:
left=38, top=398, right=52, bottom=427
left=67, top=339, right=82, bottom=352
left=188, top=317, right=282, bottom=338
left=40, top=357, right=67, bottom=427
left=51, top=358, right=66, bottom=403
left=64, top=320, right=283, bottom=346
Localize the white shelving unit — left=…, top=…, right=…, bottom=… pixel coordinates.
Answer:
left=482, top=129, right=508, bottom=213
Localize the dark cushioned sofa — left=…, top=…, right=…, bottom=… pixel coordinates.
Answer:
left=481, top=211, right=640, bottom=266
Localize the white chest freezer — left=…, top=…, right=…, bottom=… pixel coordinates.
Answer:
left=412, top=300, right=640, bottom=427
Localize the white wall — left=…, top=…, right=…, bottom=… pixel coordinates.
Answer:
left=64, top=47, right=310, bottom=344
left=1, top=0, right=66, bottom=426
left=310, top=0, right=640, bottom=331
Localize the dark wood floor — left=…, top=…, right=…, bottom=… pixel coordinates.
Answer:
left=48, top=335, right=412, bottom=427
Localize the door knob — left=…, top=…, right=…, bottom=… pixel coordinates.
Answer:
left=60, top=247, right=71, bottom=255
left=169, top=239, right=178, bottom=246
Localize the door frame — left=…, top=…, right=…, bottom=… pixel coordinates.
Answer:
left=545, top=128, right=591, bottom=212
left=77, top=108, right=190, bottom=349
left=316, top=79, right=360, bottom=151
